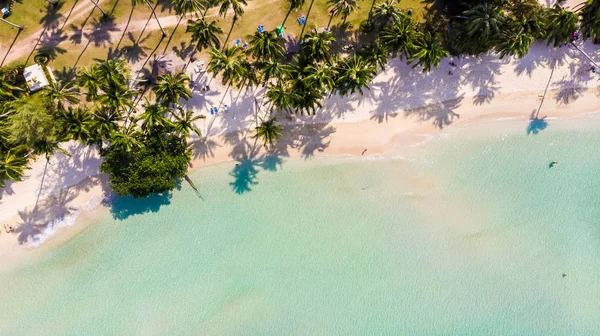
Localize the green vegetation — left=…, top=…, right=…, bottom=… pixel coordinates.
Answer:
left=1, top=0, right=599, bottom=198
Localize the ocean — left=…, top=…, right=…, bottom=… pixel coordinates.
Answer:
left=1, top=116, right=599, bottom=335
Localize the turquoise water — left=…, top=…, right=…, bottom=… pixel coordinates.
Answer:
left=1, top=117, right=600, bottom=335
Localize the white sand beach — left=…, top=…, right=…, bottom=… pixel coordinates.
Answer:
left=2, top=39, right=600, bottom=258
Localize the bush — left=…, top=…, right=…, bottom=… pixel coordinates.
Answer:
left=34, top=54, right=49, bottom=65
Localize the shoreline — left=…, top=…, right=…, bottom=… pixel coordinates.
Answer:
left=1, top=86, right=600, bottom=263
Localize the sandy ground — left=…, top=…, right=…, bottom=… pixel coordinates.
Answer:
left=1, top=38, right=600, bottom=261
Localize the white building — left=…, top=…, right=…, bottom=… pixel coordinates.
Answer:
left=23, top=64, right=50, bottom=92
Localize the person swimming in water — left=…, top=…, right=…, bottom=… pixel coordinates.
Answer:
left=550, top=161, right=558, bottom=168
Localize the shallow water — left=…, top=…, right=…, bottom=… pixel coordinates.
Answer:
left=1, top=117, right=600, bottom=335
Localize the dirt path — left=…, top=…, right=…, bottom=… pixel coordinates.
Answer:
left=3, top=0, right=278, bottom=66
left=1, top=0, right=107, bottom=66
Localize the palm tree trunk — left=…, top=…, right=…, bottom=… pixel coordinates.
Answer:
left=367, top=0, right=376, bottom=23
left=135, top=11, right=153, bottom=45
left=0, top=18, right=24, bottom=30
left=1, top=27, right=22, bottom=67
left=326, top=10, right=335, bottom=30
left=222, top=15, right=237, bottom=51
left=281, top=6, right=294, bottom=27
left=89, top=0, right=107, bottom=17
left=163, top=15, right=184, bottom=54
left=299, top=0, right=315, bottom=40
left=115, top=6, right=135, bottom=51
left=145, top=0, right=166, bottom=37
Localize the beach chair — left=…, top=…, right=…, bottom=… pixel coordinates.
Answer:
left=234, top=38, right=241, bottom=46
left=257, top=25, right=265, bottom=33
left=298, top=15, right=306, bottom=25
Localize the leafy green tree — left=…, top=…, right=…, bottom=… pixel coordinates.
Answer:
left=218, top=0, right=247, bottom=17
left=33, top=138, right=69, bottom=161
left=545, top=4, right=578, bottom=47
left=207, top=46, right=247, bottom=87
left=380, top=17, right=419, bottom=59
left=335, top=56, right=377, bottom=96
left=172, top=108, right=202, bottom=137
left=110, top=126, right=143, bottom=153
left=252, top=117, right=283, bottom=148
left=6, top=96, right=57, bottom=148
left=100, top=132, right=191, bottom=198
left=43, top=80, right=80, bottom=111
left=300, top=29, right=336, bottom=63
left=409, top=32, right=449, bottom=72
left=578, top=0, right=600, bottom=40
left=186, top=18, right=223, bottom=53
left=247, top=30, right=285, bottom=61
left=61, top=107, right=93, bottom=143
left=0, top=149, right=29, bottom=187
left=359, top=42, right=388, bottom=71
left=327, top=0, right=358, bottom=28
left=0, top=77, right=23, bottom=101
left=371, top=0, right=404, bottom=30
left=456, top=3, right=503, bottom=53
left=153, top=71, right=192, bottom=106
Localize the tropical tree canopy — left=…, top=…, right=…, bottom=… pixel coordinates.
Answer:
left=380, top=16, right=419, bottom=59
left=300, top=29, right=336, bottom=63
left=409, top=32, right=449, bottom=72
left=335, top=56, right=378, bottom=96
left=371, top=0, right=404, bottom=30
left=153, top=71, right=192, bottom=106
left=219, top=0, right=247, bottom=17
left=545, top=4, right=578, bottom=47
left=328, top=0, right=358, bottom=21
left=247, top=30, right=285, bottom=62
left=252, top=117, right=283, bottom=148
left=186, top=18, right=223, bottom=52
left=207, top=46, right=247, bottom=87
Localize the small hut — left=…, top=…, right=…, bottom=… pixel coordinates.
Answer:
left=23, top=64, right=50, bottom=92
left=150, top=53, right=186, bottom=84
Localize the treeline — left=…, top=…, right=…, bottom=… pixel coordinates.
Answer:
left=1, top=0, right=599, bottom=198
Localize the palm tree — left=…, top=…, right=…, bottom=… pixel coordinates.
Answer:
left=218, top=0, right=247, bottom=17
left=409, top=32, right=449, bottom=72
left=110, top=126, right=143, bottom=153
left=165, top=0, right=206, bottom=52
left=300, top=29, right=336, bottom=63
left=186, top=18, right=223, bottom=58
left=494, top=28, right=534, bottom=59
left=0, top=149, right=29, bottom=186
left=545, top=4, right=578, bottom=47
left=77, top=66, right=100, bottom=101
left=578, top=0, right=600, bottom=41
left=61, top=107, right=93, bottom=143
left=143, top=0, right=167, bottom=37
left=380, top=17, right=419, bottom=59
left=304, top=62, right=337, bottom=93
left=264, top=83, right=298, bottom=115
left=299, top=0, right=317, bottom=39
left=43, top=80, right=80, bottom=111
left=335, top=56, right=377, bottom=96
left=259, top=61, right=293, bottom=85
left=282, top=0, right=305, bottom=26
left=458, top=3, right=503, bottom=45
left=33, top=138, right=69, bottom=162
left=98, top=85, right=136, bottom=116
left=327, top=0, right=358, bottom=28
left=137, top=100, right=173, bottom=133
left=359, top=42, right=388, bottom=71
left=290, top=79, right=323, bottom=115
left=172, top=108, right=203, bottom=137
left=247, top=30, right=285, bottom=61
left=89, top=0, right=108, bottom=17
left=238, top=59, right=261, bottom=91
left=371, top=0, right=403, bottom=30
left=90, top=109, right=121, bottom=146
left=96, top=59, right=130, bottom=89
left=207, top=46, right=247, bottom=87
left=0, top=77, right=23, bottom=101
left=153, top=71, right=192, bottom=106
left=252, top=117, right=283, bottom=148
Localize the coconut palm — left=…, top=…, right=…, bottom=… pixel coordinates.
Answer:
left=578, top=0, right=600, bottom=40
left=327, top=0, right=358, bottom=28
left=304, top=62, right=337, bottom=93
left=359, top=42, right=388, bottom=71
left=264, top=83, right=298, bottom=114
left=380, top=17, right=419, bottom=59
left=458, top=3, right=503, bottom=43
left=335, top=56, right=377, bottom=96
left=247, top=30, right=285, bottom=61
left=207, top=46, right=247, bottom=87
left=43, top=80, right=80, bottom=111
left=282, top=0, right=306, bottom=26
left=33, top=138, right=69, bottom=162
left=300, top=29, right=336, bottom=63
left=90, top=109, right=121, bottom=146
left=96, top=59, right=130, bottom=89
left=371, top=0, right=404, bottom=30
left=252, top=117, right=283, bottom=148
left=0, top=149, right=29, bottom=186
left=98, top=85, right=136, bottom=115
left=61, top=107, right=93, bottom=143
left=545, top=4, right=578, bottom=47
left=153, top=71, right=192, bottom=106
left=238, top=60, right=261, bottom=91
left=494, top=28, right=534, bottom=59
left=172, top=108, right=202, bottom=137
left=290, top=79, right=323, bottom=115
left=259, top=61, right=293, bottom=85
left=110, top=126, right=143, bottom=152
left=409, top=32, right=449, bottom=72
left=218, top=0, right=247, bottom=17
left=173, top=0, right=205, bottom=16
left=0, top=77, right=23, bottom=101
left=77, top=66, right=100, bottom=101
left=137, top=100, right=172, bottom=133
left=187, top=18, right=223, bottom=54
